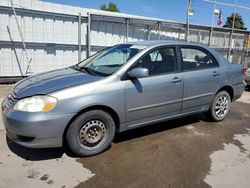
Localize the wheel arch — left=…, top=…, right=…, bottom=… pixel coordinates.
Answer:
left=217, top=85, right=234, bottom=101
left=62, top=105, right=120, bottom=146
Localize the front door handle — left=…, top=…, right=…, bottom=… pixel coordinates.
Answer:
left=212, top=71, right=220, bottom=77
left=171, top=77, right=182, bottom=83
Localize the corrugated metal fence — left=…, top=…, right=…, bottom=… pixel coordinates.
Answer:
left=0, top=0, right=250, bottom=78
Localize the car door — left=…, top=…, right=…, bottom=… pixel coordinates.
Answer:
left=125, top=46, right=183, bottom=128
left=179, top=46, right=221, bottom=113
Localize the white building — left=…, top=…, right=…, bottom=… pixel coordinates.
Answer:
left=0, top=0, right=248, bottom=77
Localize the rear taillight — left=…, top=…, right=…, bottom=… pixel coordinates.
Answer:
left=242, top=68, right=246, bottom=76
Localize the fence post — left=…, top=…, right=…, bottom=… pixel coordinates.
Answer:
left=78, top=12, right=81, bottom=62
left=147, top=25, right=151, bottom=41
left=198, top=30, right=201, bottom=43
left=178, top=28, right=182, bottom=39
left=157, top=22, right=161, bottom=40
left=126, top=18, right=129, bottom=42
left=241, top=48, right=245, bottom=65
left=223, top=32, right=227, bottom=47
left=227, top=31, right=233, bottom=60
left=208, top=28, right=212, bottom=46
left=185, top=1, right=190, bottom=42
left=86, top=12, right=91, bottom=58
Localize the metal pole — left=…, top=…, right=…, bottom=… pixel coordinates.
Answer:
left=228, top=0, right=237, bottom=59
left=86, top=12, right=91, bottom=58
left=157, top=22, right=161, bottom=40
left=78, top=12, right=81, bottom=62
left=209, top=0, right=216, bottom=46
left=223, top=32, right=226, bottom=47
left=198, top=30, right=201, bottom=43
left=185, top=0, right=191, bottom=41
left=147, top=25, right=151, bottom=41
left=10, top=0, right=29, bottom=76
left=126, top=18, right=129, bottom=42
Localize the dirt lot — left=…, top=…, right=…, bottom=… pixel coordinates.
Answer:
left=1, top=85, right=250, bottom=188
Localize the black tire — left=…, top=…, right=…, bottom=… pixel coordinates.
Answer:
left=246, top=84, right=250, bottom=91
left=205, top=91, right=231, bottom=122
left=66, top=110, right=116, bottom=157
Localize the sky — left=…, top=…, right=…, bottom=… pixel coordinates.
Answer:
left=42, top=0, right=250, bottom=29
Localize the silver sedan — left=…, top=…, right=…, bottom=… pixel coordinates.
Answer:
left=1, top=40, right=244, bottom=156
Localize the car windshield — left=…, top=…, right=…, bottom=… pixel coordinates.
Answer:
left=77, top=44, right=147, bottom=76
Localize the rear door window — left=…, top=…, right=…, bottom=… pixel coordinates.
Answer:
left=180, top=47, right=218, bottom=71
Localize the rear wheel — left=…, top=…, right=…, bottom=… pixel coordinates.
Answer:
left=66, top=110, right=116, bottom=157
left=205, top=91, right=231, bottom=122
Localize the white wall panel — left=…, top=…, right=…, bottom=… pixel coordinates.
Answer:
left=44, top=18, right=54, bottom=42
left=81, top=23, right=87, bottom=45
left=64, top=50, right=74, bottom=67
left=71, top=50, right=78, bottom=65
left=10, top=15, right=22, bottom=41
left=23, top=16, right=33, bottom=42
left=11, top=48, right=23, bottom=75
left=0, top=0, right=247, bottom=76
left=0, top=13, right=10, bottom=41
left=54, top=19, right=64, bottom=43
left=0, top=49, right=3, bottom=76
left=64, top=21, right=74, bottom=44
left=55, top=49, right=64, bottom=68
left=32, top=49, right=45, bottom=73
left=81, top=51, right=87, bottom=60
left=0, top=0, right=10, bottom=6
left=44, top=50, right=55, bottom=71
left=1, top=48, right=13, bottom=76
left=72, top=22, right=78, bottom=45
left=33, top=17, right=44, bottom=42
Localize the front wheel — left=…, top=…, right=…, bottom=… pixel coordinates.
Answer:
left=205, top=91, right=231, bottom=122
left=66, top=110, right=116, bottom=157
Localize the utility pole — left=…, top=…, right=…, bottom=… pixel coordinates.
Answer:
left=228, top=0, right=237, bottom=59
left=86, top=13, right=91, bottom=58
left=209, top=0, right=216, bottom=46
left=185, top=0, right=191, bottom=42
left=78, top=13, right=82, bottom=63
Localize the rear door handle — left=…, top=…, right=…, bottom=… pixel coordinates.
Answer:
left=212, top=71, right=220, bottom=77
left=171, top=77, right=182, bottom=83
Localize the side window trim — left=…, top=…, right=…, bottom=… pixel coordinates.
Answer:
left=178, top=45, right=220, bottom=72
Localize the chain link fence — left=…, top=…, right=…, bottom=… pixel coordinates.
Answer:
left=90, top=13, right=250, bottom=65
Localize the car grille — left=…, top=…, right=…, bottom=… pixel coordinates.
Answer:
left=6, top=91, right=17, bottom=107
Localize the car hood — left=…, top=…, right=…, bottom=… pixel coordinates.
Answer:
left=13, top=67, right=103, bottom=99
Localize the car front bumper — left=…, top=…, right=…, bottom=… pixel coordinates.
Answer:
left=1, top=99, right=75, bottom=148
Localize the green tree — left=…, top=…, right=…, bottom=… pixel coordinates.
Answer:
left=100, top=4, right=107, bottom=11
left=100, top=2, right=119, bottom=12
left=223, top=13, right=247, bottom=30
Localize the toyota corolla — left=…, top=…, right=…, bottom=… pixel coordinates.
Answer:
left=1, top=40, right=244, bottom=156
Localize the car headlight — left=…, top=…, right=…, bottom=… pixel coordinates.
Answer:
left=14, top=95, right=58, bottom=112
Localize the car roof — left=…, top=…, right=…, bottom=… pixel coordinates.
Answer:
left=126, top=40, right=207, bottom=48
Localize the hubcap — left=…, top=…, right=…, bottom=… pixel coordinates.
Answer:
left=78, top=120, right=106, bottom=147
left=215, top=95, right=229, bottom=118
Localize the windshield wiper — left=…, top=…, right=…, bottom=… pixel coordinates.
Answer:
left=74, top=65, right=97, bottom=76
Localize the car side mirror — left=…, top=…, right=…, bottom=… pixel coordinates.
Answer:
left=128, top=68, right=149, bottom=78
